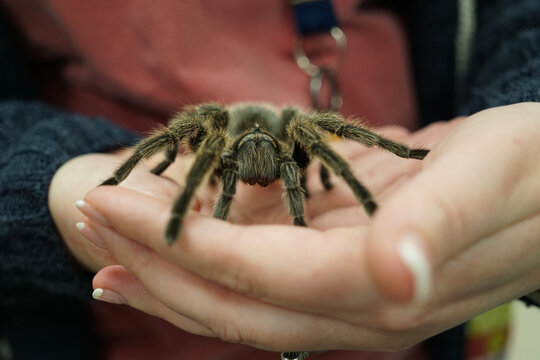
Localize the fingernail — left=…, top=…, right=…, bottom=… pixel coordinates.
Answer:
left=76, top=200, right=110, bottom=226
left=397, top=232, right=432, bottom=304
left=92, top=288, right=126, bottom=304
left=76, top=222, right=107, bottom=249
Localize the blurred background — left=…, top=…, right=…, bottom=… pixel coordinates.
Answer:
left=507, top=301, right=540, bottom=360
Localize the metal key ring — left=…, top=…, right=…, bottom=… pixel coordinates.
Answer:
left=293, top=26, right=347, bottom=77
left=281, top=351, right=310, bottom=360
left=309, top=67, right=343, bottom=111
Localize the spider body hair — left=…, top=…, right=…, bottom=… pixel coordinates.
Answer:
left=101, top=102, right=429, bottom=244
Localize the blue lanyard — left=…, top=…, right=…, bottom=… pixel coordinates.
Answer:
left=291, top=0, right=339, bottom=36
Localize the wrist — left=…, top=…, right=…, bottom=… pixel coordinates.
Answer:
left=48, top=153, right=122, bottom=272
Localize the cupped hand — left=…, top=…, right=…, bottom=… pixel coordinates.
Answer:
left=368, top=102, right=540, bottom=305
left=79, top=119, right=463, bottom=351
left=49, top=149, right=183, bottom=272
left=51, top=123, right=423, bottom=273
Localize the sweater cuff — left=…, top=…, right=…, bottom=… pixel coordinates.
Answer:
left=459, top=0, right=540, bottom=114
left=520, top=290, right=540, bottom=308
left=0, top=101, right=139, bottom=306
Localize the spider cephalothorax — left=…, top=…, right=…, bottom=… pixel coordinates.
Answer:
left=102, top=103, right=429, bottom=244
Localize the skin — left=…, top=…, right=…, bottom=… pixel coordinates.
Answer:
left=49, top=103, right=540, bottom=352
left=49, top=151, right=187, bottom=272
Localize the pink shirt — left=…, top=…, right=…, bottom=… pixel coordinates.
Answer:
left=1, top=0, right=417, bottom=132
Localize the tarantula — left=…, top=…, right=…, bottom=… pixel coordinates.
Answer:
left=101, top=103, right=429, bottom=245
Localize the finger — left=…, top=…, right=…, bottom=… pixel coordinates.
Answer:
left=430, top=211, right=540, bottom=303
left=107, top=150, right=216, bottom=213
left=407, top=117, right=464, bottom=149
left=84, top=187, right=380, bottom=316
left=306, top=148, right=424, bottom=219
left=305, top=155, right=421, bottom=216
left=92, top=265, right=215, bottom=337
left=89, top=221, right=380, bottom=351
left=366, top=105, right=540, bottom=303
left=310, top=176, right=412, bottom=229
left=227, top=182, right=292, bottom=224
left=382, top=265, right=540, bottom=342
left=118, top=169, right=180, bottom=203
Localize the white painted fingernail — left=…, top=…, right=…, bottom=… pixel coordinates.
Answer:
left=92, top=288, right=126, bottom=304
left=76, top=222, right=106, bottom=249
left=397, top=233, right=432, bottom=304
left=92, top=288, right=103, bottom=299
left=75, top=199, right=110, bottom=226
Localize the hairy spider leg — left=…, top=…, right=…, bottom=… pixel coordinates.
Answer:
left=213, top=155, right=238, bottom=220
left=299, top=167, right=309, bottom=197
left=100, top=108, right=213, bottom=186
left=279, top=157, right=307, bottom=226
left=150, top=141, right=179, bottom=175
left=307, top=112, right=430, bottom=160
left=281, top=108, right=312, bottom=197
left=101, top=131, right=178, bottom=185
left=288, top=116, right=377, bottom=215
left=281, top=107, right=335, bottom=193
left=165, top=132, right=228, bottom=244
left=319, top=163, right=333, bottom=190
left=291, top=145, right=311, bottom=197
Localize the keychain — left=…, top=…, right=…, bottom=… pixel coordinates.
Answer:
left=291, top=0, right=347, bottom=112
left=281, top=1, right=348, bottom=358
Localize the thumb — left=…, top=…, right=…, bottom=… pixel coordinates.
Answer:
left=366, top=152, right=487, bottom=303
left=366, top=107, right=540, bottom=303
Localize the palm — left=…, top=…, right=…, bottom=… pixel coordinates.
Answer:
left=120, top=120, right=458, bottom=243
left=87, top=118, right=468, bottom=350
left=164, top=141, right=422, bottom=229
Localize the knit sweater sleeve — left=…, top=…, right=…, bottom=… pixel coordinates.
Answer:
left=0, top=100, right=139, bottom=307
left=458, top=0, right=540, bottom=306
left=459, top=0, right=540, bottom=114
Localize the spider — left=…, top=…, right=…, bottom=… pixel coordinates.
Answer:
left=101, top=103, right=429, bottom=245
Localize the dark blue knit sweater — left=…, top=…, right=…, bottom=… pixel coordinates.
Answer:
left=0, top=102, right=137, bottom=308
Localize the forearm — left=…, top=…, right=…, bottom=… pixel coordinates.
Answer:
left=0, top=100, right=138, bottom=306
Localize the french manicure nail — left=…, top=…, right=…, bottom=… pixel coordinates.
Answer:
left=75, top=200, right=110, bottom=226
left=76, top=222, right=107, bottom=249
left=92, top=288, right=126, bottom=304
left=397, top=232, right=432, bottom=304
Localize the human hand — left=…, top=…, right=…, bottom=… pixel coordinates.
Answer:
left=54, top=122, right=427, bottom=273
left=81, top=100, right=540, bottom=351
left=48, top=150, right=183, bottom=272
left=79, top=120, right=462, bottom=351
left=368, top=102, right=540, bottom=304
